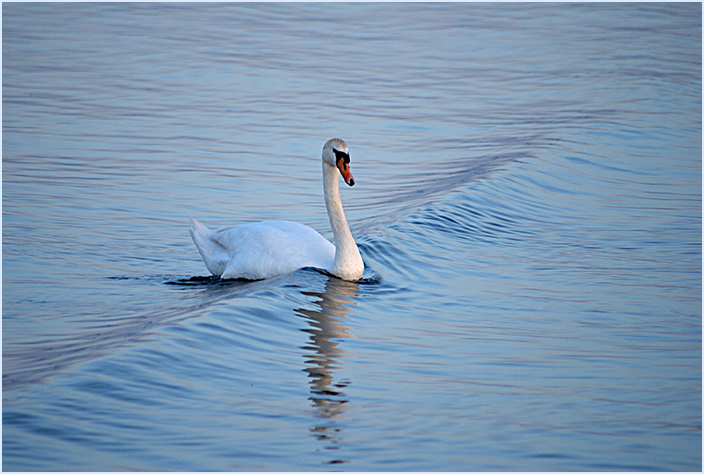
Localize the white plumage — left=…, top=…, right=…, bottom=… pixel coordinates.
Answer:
left=189, top=138, right=364, bottom=281
left=189, top=219, right=335, bottom=280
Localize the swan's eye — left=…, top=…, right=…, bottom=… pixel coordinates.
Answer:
left=333, top=149, right=350, bottom=164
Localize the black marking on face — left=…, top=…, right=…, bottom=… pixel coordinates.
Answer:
left=333, top=148, right=350, bottom=165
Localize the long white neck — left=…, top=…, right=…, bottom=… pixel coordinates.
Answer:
left=323, top=163, right=364, bottom=280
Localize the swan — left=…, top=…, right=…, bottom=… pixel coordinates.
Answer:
left=189, top=138, right=364, bottom=281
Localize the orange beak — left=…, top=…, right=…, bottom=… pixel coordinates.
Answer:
left=337, top=158, right=355, bottom=187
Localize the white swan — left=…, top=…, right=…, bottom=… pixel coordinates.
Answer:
left=189, top=138, right=364, bottom=281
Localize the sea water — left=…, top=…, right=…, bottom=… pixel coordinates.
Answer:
left=3, top=3, right=701, bottom=470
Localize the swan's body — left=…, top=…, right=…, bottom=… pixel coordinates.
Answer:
left=189, top=219, right=336, bottom=280
left=189, top=138, right=364, bottom=281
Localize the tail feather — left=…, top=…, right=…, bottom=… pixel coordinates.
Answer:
left=189, top=218, right=228, bottom=276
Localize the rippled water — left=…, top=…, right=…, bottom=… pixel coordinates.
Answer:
left=3, top=3, right=701, bottom=471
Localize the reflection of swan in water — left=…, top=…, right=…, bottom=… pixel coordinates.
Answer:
left=295, top=276, right=360, bottom=463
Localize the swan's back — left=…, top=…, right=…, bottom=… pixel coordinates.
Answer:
left=189, top=218, right=335, bottom=280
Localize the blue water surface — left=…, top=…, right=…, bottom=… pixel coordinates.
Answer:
left=3, top=3, right=701, bottom=471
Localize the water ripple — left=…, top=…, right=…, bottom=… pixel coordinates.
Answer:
left=3, top=3, right=700, bottom=471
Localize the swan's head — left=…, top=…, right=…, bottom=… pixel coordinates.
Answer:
left=323, top=138, right=355, bottom=187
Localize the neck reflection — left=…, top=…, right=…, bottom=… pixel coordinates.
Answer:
left=296, top=277, right=359, bottom=419
left=295, top=276, right=360, bottom=465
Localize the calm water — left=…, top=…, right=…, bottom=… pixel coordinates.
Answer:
left=3, top=3, right=701, bottom=471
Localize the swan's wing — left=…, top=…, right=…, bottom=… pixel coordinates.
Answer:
left=211, top=220, right=335, bottom=280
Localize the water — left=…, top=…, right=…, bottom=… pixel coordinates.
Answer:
left=3, top=3, right=701, bottom=471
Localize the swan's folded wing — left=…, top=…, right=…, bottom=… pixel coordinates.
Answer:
left=212, top=221, right=335, bottom=280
